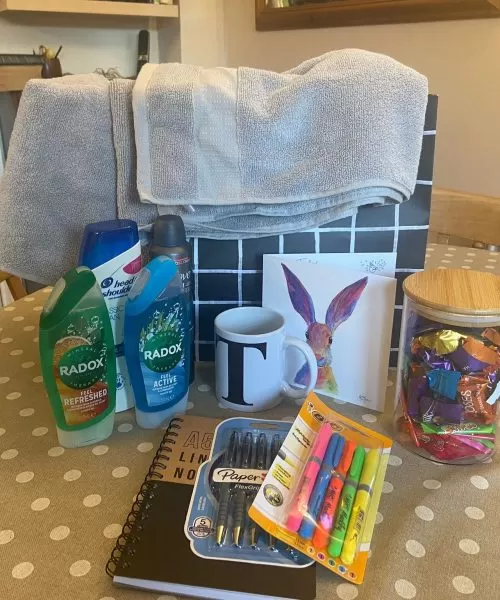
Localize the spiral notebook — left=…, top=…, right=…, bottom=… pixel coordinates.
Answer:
left=106, top=414, right=316, bottom=600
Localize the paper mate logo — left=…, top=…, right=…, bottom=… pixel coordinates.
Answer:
left=143, top=330, right=183, bottom=373
left=58, top=345, right=106, bottom=389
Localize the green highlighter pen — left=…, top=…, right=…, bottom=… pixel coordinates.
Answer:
left=327, top=445, right=366, bottom=558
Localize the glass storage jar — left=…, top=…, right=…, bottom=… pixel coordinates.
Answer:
left=394, top=268, right=500, bottom=464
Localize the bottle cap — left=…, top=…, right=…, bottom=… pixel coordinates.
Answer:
left=79, top=219, right=139, bottom=269
left=152, top=215, right=187, bottom=248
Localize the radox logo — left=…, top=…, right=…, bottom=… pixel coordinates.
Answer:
left=143, top=330, right=183, bottom=373
left=58, top=344, right=106, bottom=389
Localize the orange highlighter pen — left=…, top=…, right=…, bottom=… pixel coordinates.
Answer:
left=311, top=440, right=356, bottom=550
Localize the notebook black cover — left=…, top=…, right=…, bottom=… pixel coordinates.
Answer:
left=106, top=415, right=316, bottom=600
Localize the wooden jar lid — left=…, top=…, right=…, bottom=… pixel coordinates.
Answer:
left=403, top=268, right=500, bottom=316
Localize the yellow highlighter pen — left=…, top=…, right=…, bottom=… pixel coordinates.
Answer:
left=340, top=449, right=380, bottom=565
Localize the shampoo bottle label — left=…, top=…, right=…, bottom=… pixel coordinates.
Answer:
left=53, top=316, right=111, bottom=427
left=92, top=242, right=141, bottom=410
left=139, top=300, right=188, bottom=409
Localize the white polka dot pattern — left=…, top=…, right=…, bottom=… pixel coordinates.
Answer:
left=50, top=526, right=70, bottom=541
left=336, top=583, right=358, bottom=599
left=6, top=392, right=21, bottom=400
left=395, top=579, right=417, bottom=599
left=92, top=445, right=109, bottom=456
left=69, top=560, right=91, bottom=577
left=12, top=561, right=34, bottom=579
left=414, top=505, right=434, bottom=521
left=405, top=539, right=425, bottom=558
left=452, top=576, right=475, bottom=594
left=423, top=479, right=441, bottom=490
left=459, top=539, right=479, bottom=555
left=31, top=497, right=50, bottom=511
left=16, top=471, right=34, bottom=483
left=47, top=446, right=65, bottom=457
left=63, top=469, right=81, bottom=482
left=103, top=524, right=122, bottom=539
left=1, top=449, right=18, bottom=460
left=382, top=481, right=393, bottom=494
left=388, top=455, right=402, bottom=466
left=112, top=466, right=129, bottom=478
left=465, top=506, right=485, bottom=520
left=32, top=426, right=48, bottom=437
left=137, top=442, right=154, bottom=453
left=117, top=423, right=133, bottom=433
left=82, top=494, right=101, bottom=508
left=470, top=475, right=489, bottom=490
left=0, top=530, right=15, bottom=544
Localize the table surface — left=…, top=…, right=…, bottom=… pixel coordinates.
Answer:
left=1, top=244, right=498, bottom=600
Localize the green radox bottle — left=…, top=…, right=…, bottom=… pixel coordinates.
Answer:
left=39, top=267, right=116, bottom=448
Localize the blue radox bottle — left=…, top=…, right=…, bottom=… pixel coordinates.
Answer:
left=124, top=256, right=191, bottom=428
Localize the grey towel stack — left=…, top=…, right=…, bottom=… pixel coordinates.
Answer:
left=133, top=50, right=428, bottom=238
left=0, top=50, right=428, bottom=284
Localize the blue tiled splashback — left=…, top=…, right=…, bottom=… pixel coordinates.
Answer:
left=192, top=96, right=438, bottom=367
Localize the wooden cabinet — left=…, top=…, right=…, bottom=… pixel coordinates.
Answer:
left=256, top=0, right=500, bottom=31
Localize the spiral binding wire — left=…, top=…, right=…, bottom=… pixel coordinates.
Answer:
left=105, top=417, right=184, bottom=577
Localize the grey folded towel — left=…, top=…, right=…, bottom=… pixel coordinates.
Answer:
left=0, top=75, right=116, bottom=284
left=134, top=49, right=428, bottom=236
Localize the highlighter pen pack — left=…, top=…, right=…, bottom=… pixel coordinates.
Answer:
left=184, top=417, right=313, bottom=568
left=248, top=393, right=392, bottom=584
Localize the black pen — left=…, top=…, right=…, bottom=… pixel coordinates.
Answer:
left=268, top=433, right=282, bottom=551
left=232, top=432, right=253, bottom=546
left=249, top=432, right=268, bottom=548
left=215, top=431, right=240, bottom=546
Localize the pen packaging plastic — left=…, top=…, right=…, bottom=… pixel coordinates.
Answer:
left=248, top=393, right=392, bottom=584
left=184, top=417, right=314, bottom=568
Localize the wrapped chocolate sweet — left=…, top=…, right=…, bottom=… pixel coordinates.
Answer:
left=457, top=374, right=497, bottom=424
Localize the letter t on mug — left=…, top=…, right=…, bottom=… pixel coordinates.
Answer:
left=215, top=307, right=318, bottom=412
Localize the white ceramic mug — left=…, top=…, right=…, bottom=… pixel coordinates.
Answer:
left=214, top=307, right=318, bottom=412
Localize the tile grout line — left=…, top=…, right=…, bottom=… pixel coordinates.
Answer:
left=393, top=204, right=400, bottom=253
left=349, top=212, right=357, bottom=253
left=193, top=238, right=200, bottom=362
left=237, top=239, right=243, bottom=306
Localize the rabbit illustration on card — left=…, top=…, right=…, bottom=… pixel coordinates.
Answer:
left=282, top=263, right=368, bottom=394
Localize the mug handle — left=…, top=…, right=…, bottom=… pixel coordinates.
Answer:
left=281, top=337, right=318, bottom=400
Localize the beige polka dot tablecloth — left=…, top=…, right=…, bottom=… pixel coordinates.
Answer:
left=1, top=263, right=499, bottom=600
left=425, top=243, right=500, bottom=273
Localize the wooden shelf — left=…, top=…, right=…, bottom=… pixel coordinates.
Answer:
left=0, top=0, right=179, bottom=19
left=0, top=65, right=41, bottom=92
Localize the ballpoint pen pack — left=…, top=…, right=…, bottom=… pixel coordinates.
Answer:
left=248, top=393, right=392, bottom=584
left=185, top=417, right=313, bottom=568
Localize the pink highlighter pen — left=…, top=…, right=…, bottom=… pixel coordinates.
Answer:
left=286, top=422, right=333, bottom=533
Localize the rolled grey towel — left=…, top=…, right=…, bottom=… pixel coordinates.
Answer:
left=134, top=49, right=428, bottom=237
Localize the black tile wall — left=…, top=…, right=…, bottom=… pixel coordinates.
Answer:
left=319, top=231, right=351, bottom=253
left=397, top=229, right=429, bottom=269
left=192, top=95, right=437, bottom=364
left=198, top=273, right=238, bottom=301
left=283, top=233, right=316, bottom=254
left=416, top=134, right=436, bottom=182
left=399, top=184, right=431, bottom=226
left=198, top=239, right=238, bottom=269
left=242, top=273, right=263, bottom=303
left=198, top=304, right=238, bottom=343
left=242, top=236, right=280, bottom=270
left=354, top=231, right=394, bottom=253
left=356, top=204, right=395, bottom=228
